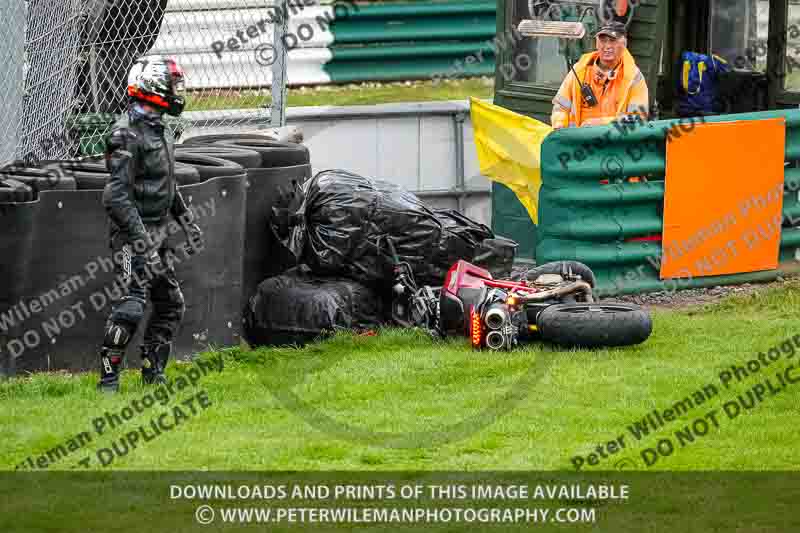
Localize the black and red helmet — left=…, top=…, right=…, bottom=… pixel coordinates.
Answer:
left=127, top=56, right=186, bottom=117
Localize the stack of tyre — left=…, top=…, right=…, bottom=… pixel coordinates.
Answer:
left=0, top=162, right=76, bottom=202
left=0, top=133, right=310, bottom=197
left=176, top=134, right=312, bottom=308
left=1, top=133, right=311, bottom=306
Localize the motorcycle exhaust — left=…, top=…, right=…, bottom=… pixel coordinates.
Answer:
left=484, top=304, right=510, bottom=330
left=518, top=280, right=594, bottom=303
left=485, top=330, right=507, bottom=350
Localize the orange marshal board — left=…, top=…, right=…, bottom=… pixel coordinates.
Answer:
left=660, top=118, right=785, bottom=279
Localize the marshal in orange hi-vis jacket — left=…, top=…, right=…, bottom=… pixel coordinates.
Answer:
left=551, top=21, right=649, bottom=129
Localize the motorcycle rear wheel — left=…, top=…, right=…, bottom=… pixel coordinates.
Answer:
left=536, top=303, right=652, bottom=348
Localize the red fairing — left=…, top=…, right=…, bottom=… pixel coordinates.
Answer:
left=443, top=260, right=494, bottom=295
left=443, top=260, right=540, bottom=295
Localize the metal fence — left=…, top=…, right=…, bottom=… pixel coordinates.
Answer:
left=0, top=0, right=499, bottom=170
left=150, top=0, right=496, bottom=88
left=0, top=0, right=292, bottom=167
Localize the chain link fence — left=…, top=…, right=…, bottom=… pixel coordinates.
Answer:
left=1, top=0, right=288, bottom=167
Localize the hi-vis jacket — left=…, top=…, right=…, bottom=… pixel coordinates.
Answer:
left=551, top=49, right=649, bottom=129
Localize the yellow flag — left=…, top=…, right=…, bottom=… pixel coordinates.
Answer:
left=469, top=97, right=552, bottom=224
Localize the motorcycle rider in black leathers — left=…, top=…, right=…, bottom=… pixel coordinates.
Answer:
left=97, top=55, right=203, bottom=393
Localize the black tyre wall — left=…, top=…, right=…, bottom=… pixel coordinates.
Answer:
left=2, top=164, right=77, bottom=188
left=0, top=170, right=77, bottom=193
left=242, top=164, right=312, bottom=311
left=173, top=153, right=245, bottom=181
left=38, top=160, right=109, bottom=190
left=0, top=178, right=35, bottom=202
left=0, top=176, right=246, bottom=376
left=176, top=146, right=262, bottom=169
left=213, top=140, right=310, bottom=168
left=175, top=162, right=202, bottom=185
left=180, top=133, right=277, bottom=146
left=0, top=201, right=36, bottom=376
left=41, top=160, right=201, bottom=188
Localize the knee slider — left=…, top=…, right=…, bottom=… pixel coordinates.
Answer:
left=103, top=322, right=133, bottom=349
left=111, top=296, right=146, bottom=326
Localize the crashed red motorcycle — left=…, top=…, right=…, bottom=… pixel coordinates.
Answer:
left=438, top=260, right=652, bottom=349
left=394, top=258, right=652, bottom=350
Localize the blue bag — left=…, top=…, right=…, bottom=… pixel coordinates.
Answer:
left=675, top=51, right=730, bottom=116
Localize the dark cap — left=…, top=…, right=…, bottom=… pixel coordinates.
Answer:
left=595, top=21, right=627, bottom=39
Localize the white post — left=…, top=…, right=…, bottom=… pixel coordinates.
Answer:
left=270, top=0, right=289, bottom=127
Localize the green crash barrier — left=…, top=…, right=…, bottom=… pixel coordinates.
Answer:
left=492, top=182, right=538, bottom=260
left=536, top=108, right=800, bottom=295
left=327, top=41, right=495, bottom=82
left=330, top=42, right=496, bottom=62
left=331, top=14, right=496, bottom=44
left=323, top=0, right=497, bottom=83
left=536, top=239, right=661, bottom=267
left=335, top=0, right=496, bottom=19
left=538, top=227, right=800, bottom=272
left=325, top=54, right=494, bottom=83
left=543, top=180, right=666, bottom=205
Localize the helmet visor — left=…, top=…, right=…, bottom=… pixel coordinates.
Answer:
left=173, top=77, right=186, bottom=97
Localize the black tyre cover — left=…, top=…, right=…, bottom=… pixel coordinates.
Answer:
left=433, top=209, right=517, bottom=280
left=242, top=163, right=312, bottom=310
left=273, top=169, right=517, bottom=288
left=243, top=265, right=386, bottom=347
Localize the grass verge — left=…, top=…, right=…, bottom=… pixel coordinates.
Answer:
left=185, top=77, right=494, bottom=111
left=2, top=281, right=799, bottom=471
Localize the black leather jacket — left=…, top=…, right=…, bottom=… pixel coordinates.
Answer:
left=102, top=108, right=191, bottom=245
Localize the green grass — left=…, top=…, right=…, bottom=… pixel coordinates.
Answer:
left=2, top=281, right=799, bottom=472
left=185, top=77, right=493, bottom=111
left=2, top=284, right=800, bottom=532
